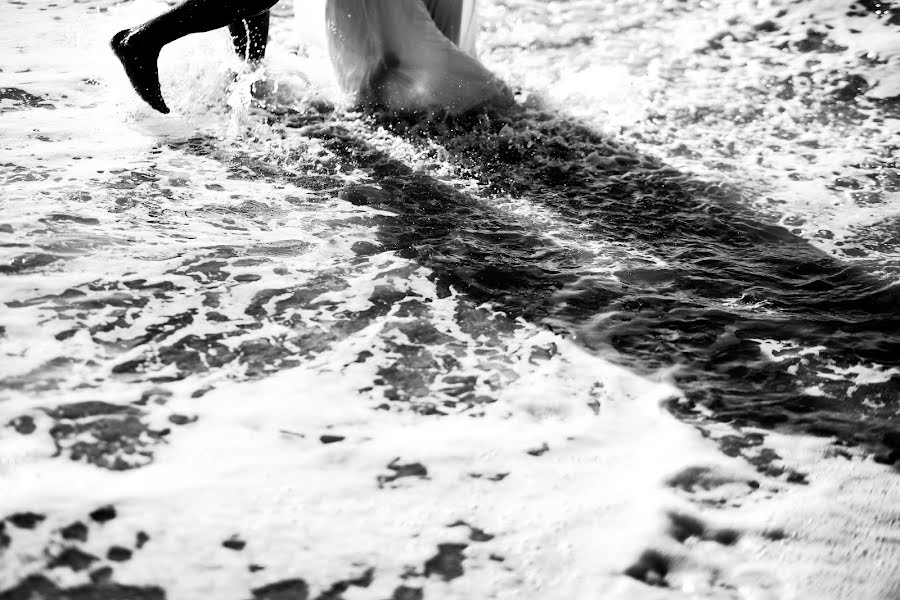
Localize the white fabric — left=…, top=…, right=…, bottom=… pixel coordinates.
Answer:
left=458, top=0, right=478, bottom=55
left=319, top=0, right=505, bottom=113
left=421, top=0, right=478, bottom=54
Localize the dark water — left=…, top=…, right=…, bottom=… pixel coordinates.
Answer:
left=195, top=97, right=900, bottom=455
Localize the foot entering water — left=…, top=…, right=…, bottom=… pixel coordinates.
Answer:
left=110, top=29, right=170, bottom=114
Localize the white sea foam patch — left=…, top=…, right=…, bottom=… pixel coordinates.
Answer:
left=744, top=430, right=900, bottom=599
left=0, top=312, right=767, bottom=598
left=4, top=318, right=900, bottom=598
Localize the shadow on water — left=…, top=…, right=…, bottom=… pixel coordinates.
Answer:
left=177, top=97, right=900, bottom=455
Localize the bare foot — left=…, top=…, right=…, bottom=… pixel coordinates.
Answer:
left=110, top=29, right=170, bottom=114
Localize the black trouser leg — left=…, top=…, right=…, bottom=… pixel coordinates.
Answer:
left=129, top=0, right=278, bottom=50
left=228, top=10, right=271, bottom=62
left=112, top=0, right=279, bottom=113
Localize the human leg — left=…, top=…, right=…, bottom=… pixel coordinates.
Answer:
left=228, top=11, right=271, bottom=62
left=111, top=0, right=278, bottom=113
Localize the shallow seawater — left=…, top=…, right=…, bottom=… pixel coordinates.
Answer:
left=1, top=0, right=899, bottom=598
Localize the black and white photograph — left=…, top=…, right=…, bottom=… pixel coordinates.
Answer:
left=1, top=0, right=899, bottom=598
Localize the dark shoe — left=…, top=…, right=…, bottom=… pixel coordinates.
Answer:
left=110, top=29, right=170, bottom=114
